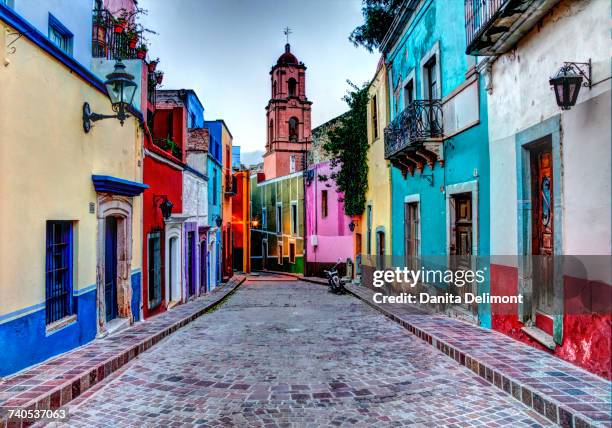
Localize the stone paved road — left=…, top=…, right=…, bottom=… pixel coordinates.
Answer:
left=47, top=278, right=553, bottom=427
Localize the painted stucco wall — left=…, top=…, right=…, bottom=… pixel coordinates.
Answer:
left=141, top=154, right=182, bottom=317
left=385, top=0, right=490, bottom=259
left=0, top=17, right=143, bottom=374
left=361, top=62, right=392, bottom=259
left=207, top=155, right=222, bottom=286
left=305, top=161, right=353, bottom=268
left=381, top=0, right=490, bottom=327
left=486, top=0, right=611, bottom=379
left=488, top=0, right=611, bottom=261
left=10, top=0, right=92, bottom=65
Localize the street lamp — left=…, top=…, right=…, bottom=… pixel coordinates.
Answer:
left=159, top=199, right=173, bottom=220
left=83, top=60, right=138, bottom=132
left=549, top=60, right=591, bottom=110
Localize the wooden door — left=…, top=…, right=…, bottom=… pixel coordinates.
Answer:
left=404, top=202, right=419, bottom=270
left=148, top=232, right=162, bottom=309
left=200, top=240, right=207, bottom=293
left=187, top=232, right=196, bottom=298
left=105, top=217, right=118, bottom=322
left=376, top=231, right=385, bottom=269
left=531, top=146, right=554, bottom=315
left=450, top=193, right=475, bottom=315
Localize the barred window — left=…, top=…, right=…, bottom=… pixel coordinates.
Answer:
left=46, top=221, right=73, bottom=324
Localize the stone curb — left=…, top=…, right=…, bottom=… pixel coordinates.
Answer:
left=345, top=284, right=605, bottom=428
left=0, top=276, right=246, bottom=428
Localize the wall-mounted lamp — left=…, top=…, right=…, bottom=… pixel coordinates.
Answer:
left=549, top=60, right=591, bottom=110
left=251, top=218, right=260, bottom=228
left=154, top=195, right=173, bottom=220
left=348, top=221, right=357, bottom=232
left=83, top=60, right=138, bottom=133
left=215, top=216, right=223, bottom=227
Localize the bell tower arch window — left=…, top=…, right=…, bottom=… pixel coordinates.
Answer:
left=288, top=117, right=298, bottom=142
left=288, top=78, right=297, bottom=97
left=269, top=119, right=274, bottom=144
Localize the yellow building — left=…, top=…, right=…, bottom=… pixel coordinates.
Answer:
left=357, top=60, right=391, bottom=280
left=0, top=7, right=146, bottom=376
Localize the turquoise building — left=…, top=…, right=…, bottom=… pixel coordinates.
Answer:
left=205, top=121, right=223, bottom=289
left=380, top=0, right=490, bottom=327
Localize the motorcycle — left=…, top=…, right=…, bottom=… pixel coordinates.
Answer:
left=324, top=258, right=346, bottom=294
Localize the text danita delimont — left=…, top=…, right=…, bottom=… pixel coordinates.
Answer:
left=371, top=267, right=523, bottom=305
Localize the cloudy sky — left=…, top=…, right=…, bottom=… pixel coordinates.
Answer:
left=139, top=0, right=379, bottom=165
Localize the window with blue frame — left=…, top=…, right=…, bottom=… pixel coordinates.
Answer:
left=48, top=13, right=73, bottom=55
left=1, top=0, right=14, bottom=8
left=45, top=221, right=74, bottom=325
left=213, top=168, right=218, bottom=205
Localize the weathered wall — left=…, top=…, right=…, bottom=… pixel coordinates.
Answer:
left=488, top=0, right=611, bottom=378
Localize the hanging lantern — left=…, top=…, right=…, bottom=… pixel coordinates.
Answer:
left=549, top=60, right=592, bottom=111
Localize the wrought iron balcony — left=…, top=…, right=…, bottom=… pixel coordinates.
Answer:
left=384, top=100, right=443, bottom=160
left=465, top=0, right=561, bottom=55
left=92, top=8, right=139, bottom=60
left=224, top=174, right=237, bottom=196
left=153, top=138, right=182, bottom=159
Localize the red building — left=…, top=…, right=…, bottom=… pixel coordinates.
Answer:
left=141, top=96, right=185, bottom=319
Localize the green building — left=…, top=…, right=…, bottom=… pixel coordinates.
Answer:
left=250, top=172, right=305, bottom=273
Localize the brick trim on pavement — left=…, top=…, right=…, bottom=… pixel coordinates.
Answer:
left=346, top=284, right=611, bottom=428
left=0, top=276, right=245, bottom=428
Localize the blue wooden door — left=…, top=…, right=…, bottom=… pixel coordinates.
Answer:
left=186, top=232, right=195, bottom=298
left=105, top=216, right=118, bottom=322
left=200, top=239, right=207, bottom=293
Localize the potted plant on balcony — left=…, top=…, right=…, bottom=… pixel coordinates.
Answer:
left=127, top=29, right=139, bottom=49
left=148, top=58, right=159, bottom=73
left=136, top=44, right=147, bottom=59
left=114, top=17, right=127, bottom=33
left=155, top=71, right=164, bottom=85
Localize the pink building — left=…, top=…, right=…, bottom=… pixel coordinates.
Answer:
left=305, top=160, right=354, bottom=277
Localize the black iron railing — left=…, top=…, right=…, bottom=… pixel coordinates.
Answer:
left=384, top=100, right=443, bottom=159
left=465, top=0, right=508, bottom=51
left=225, top=174, right=236, bottom=195
left=92, top=8, right=138, bottom=60
left=147, top=72, right=157, bottom=105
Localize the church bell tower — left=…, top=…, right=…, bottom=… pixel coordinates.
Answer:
left=263, top=42, right=312, bottom=179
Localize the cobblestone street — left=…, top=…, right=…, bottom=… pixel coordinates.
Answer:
left=50, top=277, right=552, bottom=427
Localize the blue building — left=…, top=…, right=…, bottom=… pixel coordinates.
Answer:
left=205, top=120, right=223, bottom=289
left=232, top=145, right=241, bottom=169
left=380, top=0, right=490, bottom=327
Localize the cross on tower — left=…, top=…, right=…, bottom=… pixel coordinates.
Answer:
left=284, top=26, right=292, bottom=44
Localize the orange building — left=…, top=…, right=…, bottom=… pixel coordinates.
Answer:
left=231, top=170, right=251, bottom=273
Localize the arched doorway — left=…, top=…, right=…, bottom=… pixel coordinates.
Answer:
left=96, top=194, right=134, bottom=336
left=165, top=231, right=181, bottom=306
